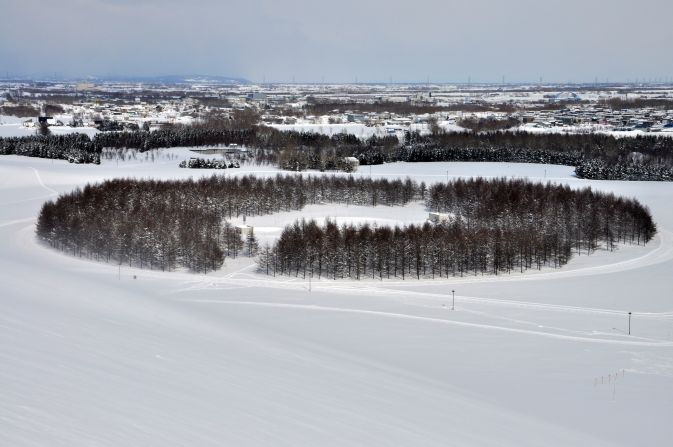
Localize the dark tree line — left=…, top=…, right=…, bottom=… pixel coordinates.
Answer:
left=402, top=131, right=673, bottom=165
left=0, top=104, right=41, bottom=117
left=5, top=117, right=673, bottom=180
left=598, top=97, right=673, bottom=110
left=92, top=127, right=256, bottom=151
left=273, top=133, right=398, bottom=171
left=574, top=160, right=673, bottom=181
left=261, top=178, right=656, bottom=279
left=324, top=130, right=673, bottom=181
left=304, top=99, right=574, bottom=115
left=0, top=134, right=101, bottom=163
left=456, top=116, right=521, bottom=132
left=179, top=158, right=240, bottom=169
left=89, top=121, right=396, bottom=170
left=36, top=175, right=421, bottom=273
left=425, top=178, right=655, bottom=250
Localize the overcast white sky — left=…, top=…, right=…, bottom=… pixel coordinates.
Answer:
left=0, top=0, right=671, bottom=83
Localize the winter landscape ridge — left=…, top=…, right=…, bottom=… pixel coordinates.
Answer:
left=1, top=147, right=672, bottom=446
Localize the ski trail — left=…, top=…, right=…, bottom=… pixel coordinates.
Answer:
left=0, top=217, right=35, bottom=228
left=30, top=167, right=59, bottom=196
left=0, top=194, right=59, bottom=206
left=357, top=287, right=673, bottom=319
left=180, top=299, right=673, bottom=347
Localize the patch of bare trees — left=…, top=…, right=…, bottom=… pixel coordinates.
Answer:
left=261, top=178, right=656, bottom=279
left=0, top=104, right=40, bottom=117
left=457, top=116, right=520, bottom=132
left=36, top=175, right=421, bottom=273
left=599, top=97, right=673, bottom=110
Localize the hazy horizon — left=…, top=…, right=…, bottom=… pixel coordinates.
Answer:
left=1, top=0, right=672, bottom=84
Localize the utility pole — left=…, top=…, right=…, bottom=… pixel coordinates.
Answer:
left=628, top=311, right=632, bottom=335
left=451, top=289, right=455, bottom=311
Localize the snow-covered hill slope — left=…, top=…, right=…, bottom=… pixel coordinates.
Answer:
left=1, top=151, right=672, bottom=446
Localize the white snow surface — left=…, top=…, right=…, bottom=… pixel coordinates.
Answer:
left=1, top=149, right=673, bottom=446
left=0, top=115, right=99, bottom=138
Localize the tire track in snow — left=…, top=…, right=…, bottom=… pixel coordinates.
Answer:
left=179, top=299, right=673, bottom=347
left=348, top=287, right=673, bottom=320
left=207, top=229, right=673, bottom=301
left=30, top=167, right=59, bottom=196
left=0, top=217, right=35, bottom=228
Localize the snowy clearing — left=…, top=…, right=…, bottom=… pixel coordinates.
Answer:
left=1, top=149, right=672, bottom=446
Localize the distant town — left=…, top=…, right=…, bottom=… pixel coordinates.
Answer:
left=2, top=79, right=673, bottom=138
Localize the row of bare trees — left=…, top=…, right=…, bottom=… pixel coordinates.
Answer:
left=261, top=220, right=576, bottom=279
left=261, top=178, right=656, bottom=279
left=36, top=175, right=422, bottom=273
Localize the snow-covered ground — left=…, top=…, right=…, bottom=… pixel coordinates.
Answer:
left=269, top=121, right=466, bottom=139
left=1, top=150, right=672, bottom=446
left=0, top=115, right=99, bottom=138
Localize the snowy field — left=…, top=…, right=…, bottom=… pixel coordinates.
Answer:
left=269, top=120, right=465, bottom=138
left=1, top=149, right=673, bottom=446
left=0, top=115, right=99, bottom=138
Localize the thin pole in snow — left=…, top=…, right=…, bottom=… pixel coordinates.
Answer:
left=628, top=312, right=632, bottom=335
left=451, top=289, right=455, bottom=311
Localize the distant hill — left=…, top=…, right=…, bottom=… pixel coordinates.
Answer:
left=90, top=74, right=252, bottom=85
left=4, top=74, right=252, bottom=85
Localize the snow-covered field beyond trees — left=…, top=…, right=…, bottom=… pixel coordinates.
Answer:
left=1, top=149, right=672, bottom=446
